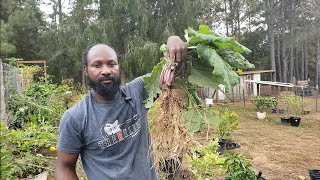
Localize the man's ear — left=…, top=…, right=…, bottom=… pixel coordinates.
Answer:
left=83, top=65, right=88, bottom=76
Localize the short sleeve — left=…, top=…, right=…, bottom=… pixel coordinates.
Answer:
left=129, top=76, right=147, bottom=100
left=57, top=111, right=83, bottom=153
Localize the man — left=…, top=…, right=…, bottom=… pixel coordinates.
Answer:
left=55, top=36, right=186, bottom=180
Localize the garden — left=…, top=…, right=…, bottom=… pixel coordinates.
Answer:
left=1, top=72, right=319, bottom=179
left=1, top=25, right=319, bottom=180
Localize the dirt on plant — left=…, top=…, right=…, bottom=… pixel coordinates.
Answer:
left=176, top=95, right=319, bottom=180
left=150, top=88, right=198, bottom=176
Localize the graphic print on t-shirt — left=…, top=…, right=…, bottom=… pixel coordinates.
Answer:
left=103, top=120, right=121, bottom=135
left=98, top=114, right=141, bottom=149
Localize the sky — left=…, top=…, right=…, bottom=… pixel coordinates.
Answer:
left=39, top=0, right=73, bottom=22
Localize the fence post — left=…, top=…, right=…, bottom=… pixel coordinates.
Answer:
left=316, top=86, right=319, bottom=112
left=243, top=89, right=245, bottom=107
left=0, top=60, right=6, bottom=123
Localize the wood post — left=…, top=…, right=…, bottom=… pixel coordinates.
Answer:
left=0, top=60, right=6, bottom=123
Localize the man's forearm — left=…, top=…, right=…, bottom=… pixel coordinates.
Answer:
left=55, top=165, right=79, bottom=180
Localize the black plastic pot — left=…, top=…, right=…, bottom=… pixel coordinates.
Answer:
left=281, top=117, right=291, bottom=125
left=226, top=142, right=241, bottom=150
left=309, top=169, right=320, bottom=180
left=217, top=139, right=227, bottom=154
left=290, top=117, right=301, bottom=127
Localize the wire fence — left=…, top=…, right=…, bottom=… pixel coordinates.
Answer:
left=198, top=84, right=319, bottom=113
left=0, top=61, right=24, bottom=123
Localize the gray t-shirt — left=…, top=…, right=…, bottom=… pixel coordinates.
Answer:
left=57, top=77, right=158, bottom=180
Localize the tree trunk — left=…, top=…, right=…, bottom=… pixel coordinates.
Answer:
left=300, top=42, right=305, bottom=80
left=58, top=0, right=62, bottom=23
left=295, top=46, right=299, bottom=81
left=289, top=1, right=294, bottom=83
left=229, top=0, right=234, bottom=35
left=304, top=40, right=308, bottom=80
left=277, top=32, right=282, bottom=82
left=266, top=0, right=276, bottom=82
left=224, top=0, right=229, bottom=36
left=236, top=0, right=241, bottom=42
left=317, top=35, right=320, bottom=87
left=281, top=0, right=288, bottom=83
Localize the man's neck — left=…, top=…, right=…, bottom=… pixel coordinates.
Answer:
left=92, top=90, right=119, bottom=102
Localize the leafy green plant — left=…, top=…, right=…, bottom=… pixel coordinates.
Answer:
left=188, top=139, right=226, bottom=179
left=143, top=24, right=253, bottom=133
left=8, top=78, right=69, bottom=128
left=143, top=24, right=254, bottom=109
left=144, top=25, right=254, bottom=173
left=182, top=108, right=219, bottom=133
left=252, top=96, right=276, bottom=113
left=223, top=153, right=259, bottom=180
left=280, top=95, right=303, bottom=117
left=0, top=138, right=14, bottom=180
left=217, top=110, right=239, bottom=142
left=0, top=123, right=57, bottom=178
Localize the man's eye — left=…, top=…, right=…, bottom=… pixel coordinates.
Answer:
left=93, top=64, right=100, bottom=67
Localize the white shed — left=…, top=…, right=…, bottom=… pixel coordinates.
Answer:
left=200, top=70, right=275, bottom=102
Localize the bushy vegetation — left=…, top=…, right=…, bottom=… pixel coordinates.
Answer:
left=252, top=96, right=277, bottom=113
left=8, top=79, right=68, bottom=128
left=1, top=74, right=85, bottom=178
left=1, top=123, right=57, bottom=179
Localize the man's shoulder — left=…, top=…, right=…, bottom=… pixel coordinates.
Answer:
left=65, top=92, right=90, bottom=118
left=124, top=76, right=145, bottom=90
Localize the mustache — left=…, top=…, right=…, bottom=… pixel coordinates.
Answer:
left=97, top=76, right=116, bottom=82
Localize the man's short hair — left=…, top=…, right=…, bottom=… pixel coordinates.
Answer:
left=82, top=43, right=121, bottom=65
left=82, top=43, right=99, bottom=65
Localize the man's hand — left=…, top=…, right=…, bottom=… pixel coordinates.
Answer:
left=166, top=36, right=187, bottom=62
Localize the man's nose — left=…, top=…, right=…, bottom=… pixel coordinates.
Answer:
left=101, top=65, right=111, bottom=76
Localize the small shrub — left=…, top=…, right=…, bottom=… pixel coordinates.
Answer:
left=280, top=95, right=303, bottom=117
left=217, top=110, right=239, bottom=142
left=188, top=139, right=226, bottom=179
left=252, top=96, right=277, bottom=112
left=224, top=153, right=258, bottom=180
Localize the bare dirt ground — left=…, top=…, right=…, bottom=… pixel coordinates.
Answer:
left=192, top=96, right=320, bottom=180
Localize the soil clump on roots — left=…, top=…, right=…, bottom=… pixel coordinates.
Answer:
left=150, top=88, right=197, bottom=177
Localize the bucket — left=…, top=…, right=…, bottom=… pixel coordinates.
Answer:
left=205, top=98, right=213, bottom=107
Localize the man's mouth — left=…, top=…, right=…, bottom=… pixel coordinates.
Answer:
left=101, top=80, right=112, bottom=83
left=99, top=78, right=114, bottom=84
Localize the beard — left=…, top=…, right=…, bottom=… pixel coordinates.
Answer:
left=86, top=74, right=121, bottom=100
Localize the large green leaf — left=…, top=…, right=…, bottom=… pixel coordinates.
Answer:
left=186, top=27, right=233, bottom=46
left=218, top=50, right=255, bottom=70
left=188, top=60, right=223, bottom=89
left=185, top=25, right=252, bottom=54
left=182, top=108, right=219, bottom=133
left=195, top=44, right=240, bottom=92
left=142, top=58, right=166, bottom=108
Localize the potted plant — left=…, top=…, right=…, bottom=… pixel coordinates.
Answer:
left=224, top=153, right=266, bottom=180
left=270, top=99, right=278, bottom=113
left=280, top=95, right=303, bottom=127
left=216, top=110, right=239, bottom=154
left=252, top=96, right=276, bottom=120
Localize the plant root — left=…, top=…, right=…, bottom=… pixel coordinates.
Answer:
left=150, top=87, right=198, bottom=176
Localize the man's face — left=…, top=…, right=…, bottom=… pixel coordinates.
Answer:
left=84, top=44, right=121, bottom=100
